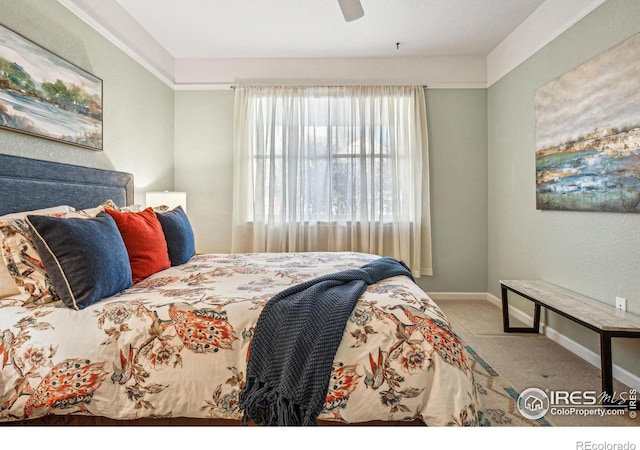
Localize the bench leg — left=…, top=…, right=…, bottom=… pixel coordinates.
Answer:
left=501, top=284, right=510, bottom=332
left=532, top=303, right=541, bottom=330
left=600, top=332, right=614, bottom=404
left=501, top=285, right=541, bottom=333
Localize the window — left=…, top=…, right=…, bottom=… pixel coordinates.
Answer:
left=232, top=86, right=432, bottom=276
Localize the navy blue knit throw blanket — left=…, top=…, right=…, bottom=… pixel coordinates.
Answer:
left=239, top=257, right=414, bottom=426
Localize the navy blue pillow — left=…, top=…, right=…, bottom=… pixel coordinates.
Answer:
left=27, top=212, right=132, bottom=310
left=155, top=206, right=195, bottom=266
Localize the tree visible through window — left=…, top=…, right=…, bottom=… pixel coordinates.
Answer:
left=253, top=122, right=394, bottom=221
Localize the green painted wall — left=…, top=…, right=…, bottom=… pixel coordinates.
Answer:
left=488, top=0, right=640, bottom=380
left=174, top=90, right=235, bottom=254
left=423, top=89, right=488, bottom=293
left=174, top=88, right=489, bottom=293
left=0, top=0, right=175, bottom=205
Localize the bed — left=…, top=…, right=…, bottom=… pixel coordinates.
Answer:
left=0, top=154, right=480, bottom=426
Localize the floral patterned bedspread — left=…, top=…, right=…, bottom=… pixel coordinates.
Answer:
left=0, top=252, right=479, bottom=425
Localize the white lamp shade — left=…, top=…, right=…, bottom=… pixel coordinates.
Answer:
left=146, top=191, right=187, bottom=212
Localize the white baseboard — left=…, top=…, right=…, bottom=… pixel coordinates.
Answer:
left=485, top=292, right=640, bottom=391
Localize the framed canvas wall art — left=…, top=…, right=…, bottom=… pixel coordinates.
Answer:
left=535, top=32, right=640, bottom=212
left=0, top=23, right=103, bottom=150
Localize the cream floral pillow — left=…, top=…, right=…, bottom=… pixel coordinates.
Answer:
left=0, top=251, right=20, bottom=299
left=0, top=201, right=120, bottom=307
left=0, top=205, right=74, bottom=302
left=0, top=217, right=63, bottom=307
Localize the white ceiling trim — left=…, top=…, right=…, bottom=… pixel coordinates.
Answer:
left=487, top=0, right=607, bottom=86
left=57, top=0, right=175, bottom=87
left=173, top=84, right=235, bottom=91
left=173, top=82, right=489, bottom=91
left=173, top=56, right=487, bottom=89
left=58, top=0, right=607, bottom=91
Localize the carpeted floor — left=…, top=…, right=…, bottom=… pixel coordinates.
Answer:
left=466, top=344, right=553, bottom=426
left=438, top=298, right=638, bottom=427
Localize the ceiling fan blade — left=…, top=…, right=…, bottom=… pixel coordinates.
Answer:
left=338, top=0, right=364, bottom=22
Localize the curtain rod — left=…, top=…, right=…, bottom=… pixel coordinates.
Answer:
left=230, top=85, right=428, bottom=89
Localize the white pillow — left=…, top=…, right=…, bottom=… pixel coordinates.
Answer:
left=0, top=205, right=75, bottom=220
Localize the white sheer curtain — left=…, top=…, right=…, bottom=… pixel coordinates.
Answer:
left=231, top=85, right=432, bottom=277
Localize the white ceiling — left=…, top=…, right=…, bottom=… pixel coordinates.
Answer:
left=112, top=0, right=545, bottom=59
left=59, top=0, right=607, bottom=87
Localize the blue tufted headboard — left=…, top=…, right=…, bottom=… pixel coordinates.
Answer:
left=0, top=154, right=134, bottom=216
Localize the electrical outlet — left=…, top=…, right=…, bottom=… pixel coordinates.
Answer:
left=615, top=297, right=627, bottom=312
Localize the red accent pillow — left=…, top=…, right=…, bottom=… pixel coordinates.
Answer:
left=105, top=208, right=170, bottom=284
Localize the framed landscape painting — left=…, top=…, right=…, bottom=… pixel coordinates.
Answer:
left=0, top=23, right=102, bottom=150
left=535, top=32, right=640, bottom=212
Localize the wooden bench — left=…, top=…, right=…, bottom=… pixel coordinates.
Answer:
left=500, top=280, right=640, bottom=401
